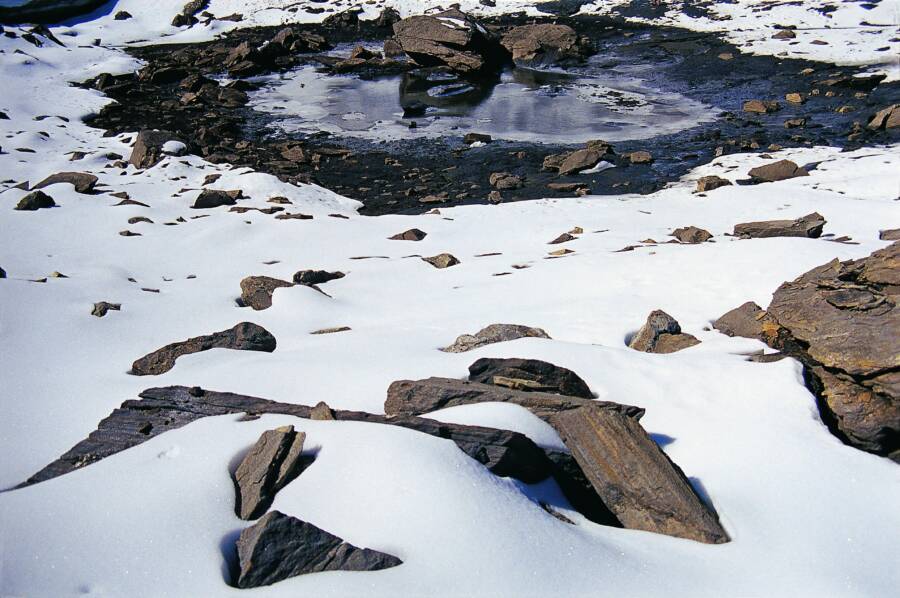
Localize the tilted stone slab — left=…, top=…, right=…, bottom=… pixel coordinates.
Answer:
left=234, top=426, right=306, bottom=520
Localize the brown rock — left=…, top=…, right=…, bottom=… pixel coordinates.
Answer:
left=192, top=189, right=241, bottom=209
left=713, top=301, right=782, bottom=344
left=15, top=190, right=55, bottom=211
left=696, top=175, right=732, bottom=192
left=733, top=212, right=826, bottom=239
left=33, top=172, right=98, bottom=194
left=785, top=92, right=804, bottom=104
left=463, top=133, right=492, bottom=145
left=628, top=310, right=700, bottom=353
left=628, top=150, right=653, bottom=165
left=91, top=302, right=121, bottom=317
left=292, top=270, right=344, bottom=286
left=867, top=104, right=900, bottom=130
left=129, top=129, right=180, bottom=169
left=468, top=357, right=593, bottom=398
left=389, top=228, right=427, bottom=241
left=422, top=253, right=460, bottom=269
left=489, top=172, right=524, bottom=190
left=747, top=159, right=809, bottom=182
left=548, top=232, right=576, bottom=245
left=441, top=323, right=550, bottom=353
left=392, top=9, right=504, bottom=75
left=880, top=229, right=900, bottom=241
left=743, top=99, right=780, bottom=114
left=558, top=148, right=601, bottom=176
left=671, top=226, right=713, bottom=244
left=310, top=402, right=335, bottom=420
left=240, top=276, right=293, bottom=310
left=500, top=24, right=589, bottom=65
left=234, top=426, right=306, bottom=520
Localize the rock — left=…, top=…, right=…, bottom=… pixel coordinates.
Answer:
left=375, top=7, right=401, bottom=28
left=867, top=104, right=900, bottom=131
left=292, top=270, right=345, bottom=286
left=385, top=377, right=641, bottom=422
left=91, top=302, right=121, bottom=318
left=712, top=301, right=781, bottom=344
left=468, top=357, right=593, bottom=398
left=310, top=327, right=351, bottom=335
left=489, top=172, right=524, bottom=190
left=628, top=151, right=653, bottom=165
left=119, top=230, right=141, bottom=237
left=441, top=323, right=550, bottom=353
left=15, top=190, right=55, bottom=211
left=234, top=426, right=307, bottom=520
left=463, top=132, right=492, bottom=145
left=389, top=228, right=427, bottom=241
left=784, top=118, right=807, bottom=129
left=235, top=511, right=402, bottom=588
left=743, top=99, right=780, bottom=114
left=818, top=73, right=885, bottom=92
left=880, top=229, right=900, bottom=241
left=422, top=253, right=460, bottom=269
left=549, top=405, right=729, bottom=544
left=696, top=175, right=732, bottom=193
left=130, top=322, right=277, bottom=376
left=733, top=212, right=826, bottom=239
left=172, top=0, right=208, bottom=27
left=547, top=182, right=589, bottom=193
left=671, top=226, right=713, bottom=244
left=747, top=159, right=809, bottom=182
left=548, top=232, right=576, bottom=245
left=114, top=10, right=131, bottom=20
left=0, top=266, right=5, bottom=278
left=240, top=276, right=293, bottom=310
left=772, top=29, right=796, bottom=40
left=785, top=92, right=804, bottom=104
left=192, top=189, right=241, bottom=209
left=628, top=310, right=700, bottom=354
left=33, top=172, right=98, bottom=194
left=764, top=242, right=899, bottom=456
left=0, top=0, right=107, bottom=23
left=129, top=130, right=180, bottom=169
left=323, top=8, right=361, bottom=30
left=392, top=9, right=505, bottom=75
left=310, top=402, right=335, bottom=420
left=500, top=24, right=590, bottom=65
left=558, top=148, right=601, bottom=176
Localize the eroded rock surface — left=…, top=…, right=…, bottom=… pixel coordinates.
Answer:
left=500, top=23, right=590, bottom=65
left=234, top=426, right=307, bottom=520
left=734, top=212, right=825, bottom=239
left=628, top=310, right=700, bottom=353
left=441, top=323, right=550, bottom=353
left=468, top=357, right=593, bottom=398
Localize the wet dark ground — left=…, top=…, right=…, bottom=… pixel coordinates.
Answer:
left=86, top=12, right=900, bottom=215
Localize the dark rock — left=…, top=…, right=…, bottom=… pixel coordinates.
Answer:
left=240, top=276, right=293, bottom=310
left=389, top=228, right=427, bottom=241
left=0, top=0, right=108, bottom=24
left=548, top=232, right=576, bottom=244
left=747, top=159, right=809, bottom=182
left=91, top=302, right=121, bottom=317
left=172, top=0, right=208, bottom=27
left=292, top=270, right=345, bottom=286
left=234, top=426, right=307, bottom=520
left=500, top=24, right=591, bottom=65
left=671, top=226, right=713, bottom=244
left=192, top=189, right=240, bottom=209
left=442, top=323, right=550, bottom=353
left=323, top=8, right=361, bottom=31
left=422, top=253, right=460, bottom=269
left=129, top=130, right=180, bottom=169
left=549, top=405, right=729, bottom=544
left=235, top=511, right=402, bottom=588
left=463, top=132, right=492, bottom=145
left=696, top=175, right=732, bottom=193
left=375, top=7, right=401, bottom=28
left=385, top=377, right=641, bottom=422
left=628, top=310, right=700, bottom=353
left=33, top=172, right=98, bottom=194
left=733, top=212, right=825, bottom=239
left=867, top=104, right=900, bottom=130
left=130, top=322, right=276, bottom=376
left=15, top=190, right=55, bottom=211
left=468, top=357, right=593, bottom=398
left=818, top=73, right=885, bottom=91
left=0, top=266, right=5, bottom=278
left=880, top=228, right=900, bottom=241
left=114, top=10, right=132, bottom=20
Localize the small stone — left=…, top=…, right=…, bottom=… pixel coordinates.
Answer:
left=234, top=426, right=307, bottom=521
left=192, top=189, right=241, bottom=209
left=628, top=151, right=653, bottom=165
left=548, top=248, right=574, bottom=256
left=422, top=253, right=460, bottom=269
left=128, top=216, right=153, bottom=225
left=91, top=302, right=121, bottom=317
left=389, top=228, right=427, bottom=241
left=696, top=175, right=732, bottom=192
left=489, top=172, right=524, bottom=190
left=310, top=326, right=351, bottom=335
left=119, top=230, right=141, bottom=237
left=785, top=92, right=804, bottom=104
left=671, top=226, right=713, bottom=244
left=772, top=29, right=796, bottom=40
left=15, top=190, right=55, bottom=211
left=292, top=270, right=345, bottom=286
left=784, top=118, right=807, bottom=129
left=548, top=232, right=576, bottom=245
left=442, top=323, right=551, bottom=353
left=743, top=99, right=780, bottom=114
left=464, top=133, right=492, bottom=145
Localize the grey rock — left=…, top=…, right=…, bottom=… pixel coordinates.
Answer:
left=33, top=172, right=98, bottom=194
left=389, top=228, right=427, bottom=241
left=866, top=104, right=899, bottom=130
left=240, top=276, right=293, bottom=310
left=696, top=175, right=732, bottom=193
left=129, top=129, right=180, bottom=169
left=234, top=426, right=307, bottom=520
left=733, top=212, right=825, bottom=239
left=558, top=148, right=601, bottom=176
left=628, top=310, right=700, bottom=353
left=422, top=253, right=460, bottom=269
left=441, top=323, right=550, bottom=353
left=192, top=189, right=241, bottom=209
left=15, top=190, right=55, bottom=211
left=468, top=357, right=593, bottom=398
left=292, top=270, right=345, bottom=286
left=91, top=302, right=121, bottom=317
left=489, top=172, right=524, bottom=190
left=713, top=301, right=781, bottom=343
left=747, top=159, right=809, bottom=182
left=500, top=23, right=590, bottom=65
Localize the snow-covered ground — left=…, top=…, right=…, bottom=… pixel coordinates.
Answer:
left=1, top=2, right=899, bottom=597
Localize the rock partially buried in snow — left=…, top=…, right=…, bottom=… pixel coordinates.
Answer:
left=292, top=270, right=345, bottom=286
left=468, top=357, right=593, bottom=398
left=389, top=228, right=427, bottom=241
left=192, top=189, right=241, bottom=209
left=733, top=212, right=825, bottom=239
left=91, top=302, right=121, bottom=318
left=713, top=301, right=781, bottom=344
left=441, top=323, right=550, bottom=353
left=500, top=24, right=590, bottom=66
left=235, top=511, right=402, bottom=588
left=129, top=129, right=181, bottom=169
left=240, top=276, right=293, bottom=311
left=422, top=253, right=460, bottom=269
left=233, top=426, right=307, bottom=520
left=15, top=191, right=56, bottom=211
left=671, top=226, right=713, bottom=244
left=747, top=159, right=809, bottom=183
left=628, top=151, right=653, bottom=165
left=0, top=266, right=5, bottom=278
left=130, top=322, right=276, bottom=376
left=628, top=310, right=700, bottom=353
left=33, top=172, right=98, bottom=194
left=696, top=175, right=732, bottom=192
left=310, top=402, right=335, bottom=421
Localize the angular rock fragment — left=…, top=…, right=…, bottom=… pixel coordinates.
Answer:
left=500, top=24, right=590, bottom=66
left=489, top=172, right=524, bottom=190
left=733, top=212, right=825, bottom=239
left=696, top=175, right=732, bottom=193
left=743, top=99, right=780, bottom=114
left=880, top=229, right=900, bottom=241
left=628, top=310, right=700, bottom=353
left=548, top=232, right=576, bottom=245
left=422, top=253, right=460, bottom=269
left=628, top=150, right=653, bottom=165
left=91, top=302, right=121, bottom=318
left=234, top=426, right=307, bottom=520
left=867, top=104, right=899, bottom=130
left=33, top=172, right=98, bottom=194
left=235, top=511, right=402, bottom=588
left=441, top=323, right=550, bottom=353
left=549, top=405, right=729, bottom=544
left=558, top=148, right=602, bottom=176
left=15, top=190, right=55, bottom=211
left=389, top=228, right=427, bottom=241
left=747, top=159, right=809, bottom=182
left=129, top=129, right=180, bottom=169
left=240, top=276, right=293, bottom=311
left=392, top=9, right=505, bottom=75
left=292, top=270, right=345, bottom=286
left=671, top=226, right=712, bottom=244
left=310, top=402, right=335, bottom=420
left=712, top=301, right=781, bottom=344
left=192, top=189, right=241, bottom=209
left=468, top=357, right=593, bottom=398
left=130, top=322, right=276, bottom=376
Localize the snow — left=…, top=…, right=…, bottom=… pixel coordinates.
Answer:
left=1, top=2, right=900, bottom=597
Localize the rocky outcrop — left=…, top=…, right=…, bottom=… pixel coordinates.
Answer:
left=234, top=426, right=307, bottom=520
left=733, top=212, right=825, bottom=239
left=240, top=276, right=293, bottom=310
left=129, top=130, right=181, bottom=169
left=392, top=9, right=507, bottom=75
left=549, top=405, right=729, bottom=544
left=628, top=310, right=700, bottom=354
left=234, top=511, right=402, bottom=588
left=671, top=226, right=712, bottom=244
left=15, top=190, right=55, bottom=211
left=747, top=159, right=809, bottom=183
left=130, top=322, right=276, bottom=376
left=422, top=253, right=460, bottom=269
left=500, top=24, right=591, bottom=66
left=441, top=323, right=550, bottom=353
left=33, top=172, right=98, bottom=194
left=468, top=357, right=593, bottom=398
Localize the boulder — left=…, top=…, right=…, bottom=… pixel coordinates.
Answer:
left=628, top=310, right=700, bottom=354
left=33, top=172, right=98, bottom=194
left=489, top=172, right=524, bottom=190
left=233, top=426, right=307, bottom=520
left=129, top=130, right=181, bottom=169
left=671, top=226, right=713, bottom=244
left=743, top=99, right=780, bottom=114
left=441, top=323, right=550, bottom=353
left=747, top=159, right=809, bottom=182
left=557, top=148, right=601, bottom=176
left=422, top=253, right=460, bottom=269
left=712, top=301, right=781, bottom=344
left=463, top=132, right=492, bottom=145
left=234, top=511, right=402, bottom=588
left=389, top=228, right=427, bottom=241
left=867, top=104, right=900, bottom=131
left=880, top=229, right=900, bottom=241
left=192, top=189, right=240, bottom=209
left=500, top=24, right=590, bottom=65
left=240, top=276, right=293, bottom=310
left=130, top=322, right=276, bottom=376
left=91, top=302, right=121, bottom=318
left=292, top=270, right=345, bottom=286
left=549, top=405, right=729, bottom=544
left=15, top=190, right=55, bottom=211
left=628, top=151, right=653, bottom=165
left=733, top=212, right=825, bottom=239
left=468, top=357, right=593, bottom=398
left=696, top=175, right=732, bottom=193
left=172, top=0, right=208, bottom=27
left=392, top=9, right=506, bottom=75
